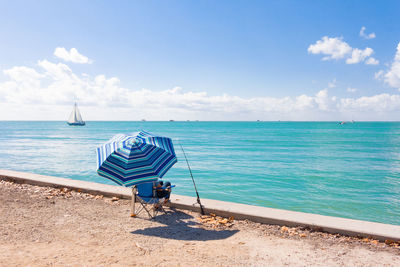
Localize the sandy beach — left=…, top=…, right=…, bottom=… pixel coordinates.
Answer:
left=1, top=180, right=399, bottom=266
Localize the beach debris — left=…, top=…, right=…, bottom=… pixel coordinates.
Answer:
left=220, top=218, right=229, bottom=224
left=361, top=237, right=381, bottom=245
left=134, top=242, right=148, bottom=254
left=134, top=242, right=151, bottom=255
left=198, top=213, right=234, bottom=228
left=370, top=240, right=379, bottom=245
left=385, top=239, right=394, bottom=245
left=0, top=181, right=112, bottom=202
left=384, top=239, right=398, bottom=246
left=280, top=226, right=309, bottom=238
left=280, top=226, right=289, bottom=233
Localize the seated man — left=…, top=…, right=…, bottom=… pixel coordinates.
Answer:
left=154, top=180, right=172, bottom=204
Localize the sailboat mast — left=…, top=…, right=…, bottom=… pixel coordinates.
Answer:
left=74, top=103, right=78, bottom=122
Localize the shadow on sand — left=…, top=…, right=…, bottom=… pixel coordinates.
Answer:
left=130, top=209, right=239, bottom=241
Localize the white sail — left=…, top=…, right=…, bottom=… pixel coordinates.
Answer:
left=67, top=103, right=85, bottom=125
left=67, top=106, right=76, bottom=123
left=74, top=104, right=83, bottom=122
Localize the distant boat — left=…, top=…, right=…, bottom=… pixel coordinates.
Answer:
left=67, top=103, right=85, bottom=126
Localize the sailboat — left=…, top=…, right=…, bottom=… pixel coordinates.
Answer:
left=67, top=103, right=85, bottom=126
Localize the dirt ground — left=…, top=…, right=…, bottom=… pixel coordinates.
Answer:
left=1, top=180, right=399, bottom=266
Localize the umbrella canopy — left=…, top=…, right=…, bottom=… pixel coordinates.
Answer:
left=96, top=130, right=177, bottom=187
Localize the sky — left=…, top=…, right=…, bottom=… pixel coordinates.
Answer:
left=0, top=0, right=400, bottom=121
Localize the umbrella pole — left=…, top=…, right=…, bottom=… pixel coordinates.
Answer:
left=131, top=186, right=137, bottom=216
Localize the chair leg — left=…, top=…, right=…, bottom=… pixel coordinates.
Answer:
left=132, top=197, right=168, bottom=219
left=152, top=199, right=168, bottom=218
left=159, top=204, right=166, bottom=213
left=131, top=186, right=137, bottom=216
left=153, top=203, right=159, bottom=218
left=131, top=187, right=153, bottom=218
left=143, top=203, right=153, bottom=218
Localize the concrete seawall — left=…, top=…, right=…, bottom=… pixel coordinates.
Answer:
left=1, top=169, right=399, bottom=242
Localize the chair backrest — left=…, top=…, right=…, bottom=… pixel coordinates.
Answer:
left=136, top=182, right=155, bottom=198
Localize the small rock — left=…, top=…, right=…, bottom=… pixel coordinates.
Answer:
left=111, top=197, right=119, bottom=202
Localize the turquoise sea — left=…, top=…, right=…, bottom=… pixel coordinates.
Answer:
left=0, top=121, right=399, bottom=225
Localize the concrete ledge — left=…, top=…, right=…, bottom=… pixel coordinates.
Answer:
left=1, top=169, right=399, bottom=242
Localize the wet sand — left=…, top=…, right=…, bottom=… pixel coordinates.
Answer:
left=1, top=180, right=399, bottom=266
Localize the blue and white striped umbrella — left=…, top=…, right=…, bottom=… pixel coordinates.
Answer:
left=96, top=130, right=177, bottom=187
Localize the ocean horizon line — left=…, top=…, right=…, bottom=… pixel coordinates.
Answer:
left=1, top=120, right=400, bottom=123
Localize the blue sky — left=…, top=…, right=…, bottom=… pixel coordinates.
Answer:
left=0, top=0, right=400, bottom=120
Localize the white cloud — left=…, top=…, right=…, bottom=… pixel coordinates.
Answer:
left=346, top=48, right=373, bottom=64
left=1, top=53, right=400, bottom=121
left=375, top=70, right=385, bottom=80
left=308, top=36, right=378, bottom=65
left=347, top=87, right=357, bottom=93
left=360, top=26, right=376, bottom=40
left=382, top=42, right=400, bottom=89
left=54, top=47, right=92, bottom=64
left=339, top=94, right=400, bottom=112
left=308, top=37, right=352, bottom=60
left=3, top=66, right=43, bottom=82
left=328, top=78, right=337, bottom=88
left=365, top=57, right=379, bottom=65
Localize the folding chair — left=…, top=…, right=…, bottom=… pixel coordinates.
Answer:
left=130, top=181, right=175, bottom=219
